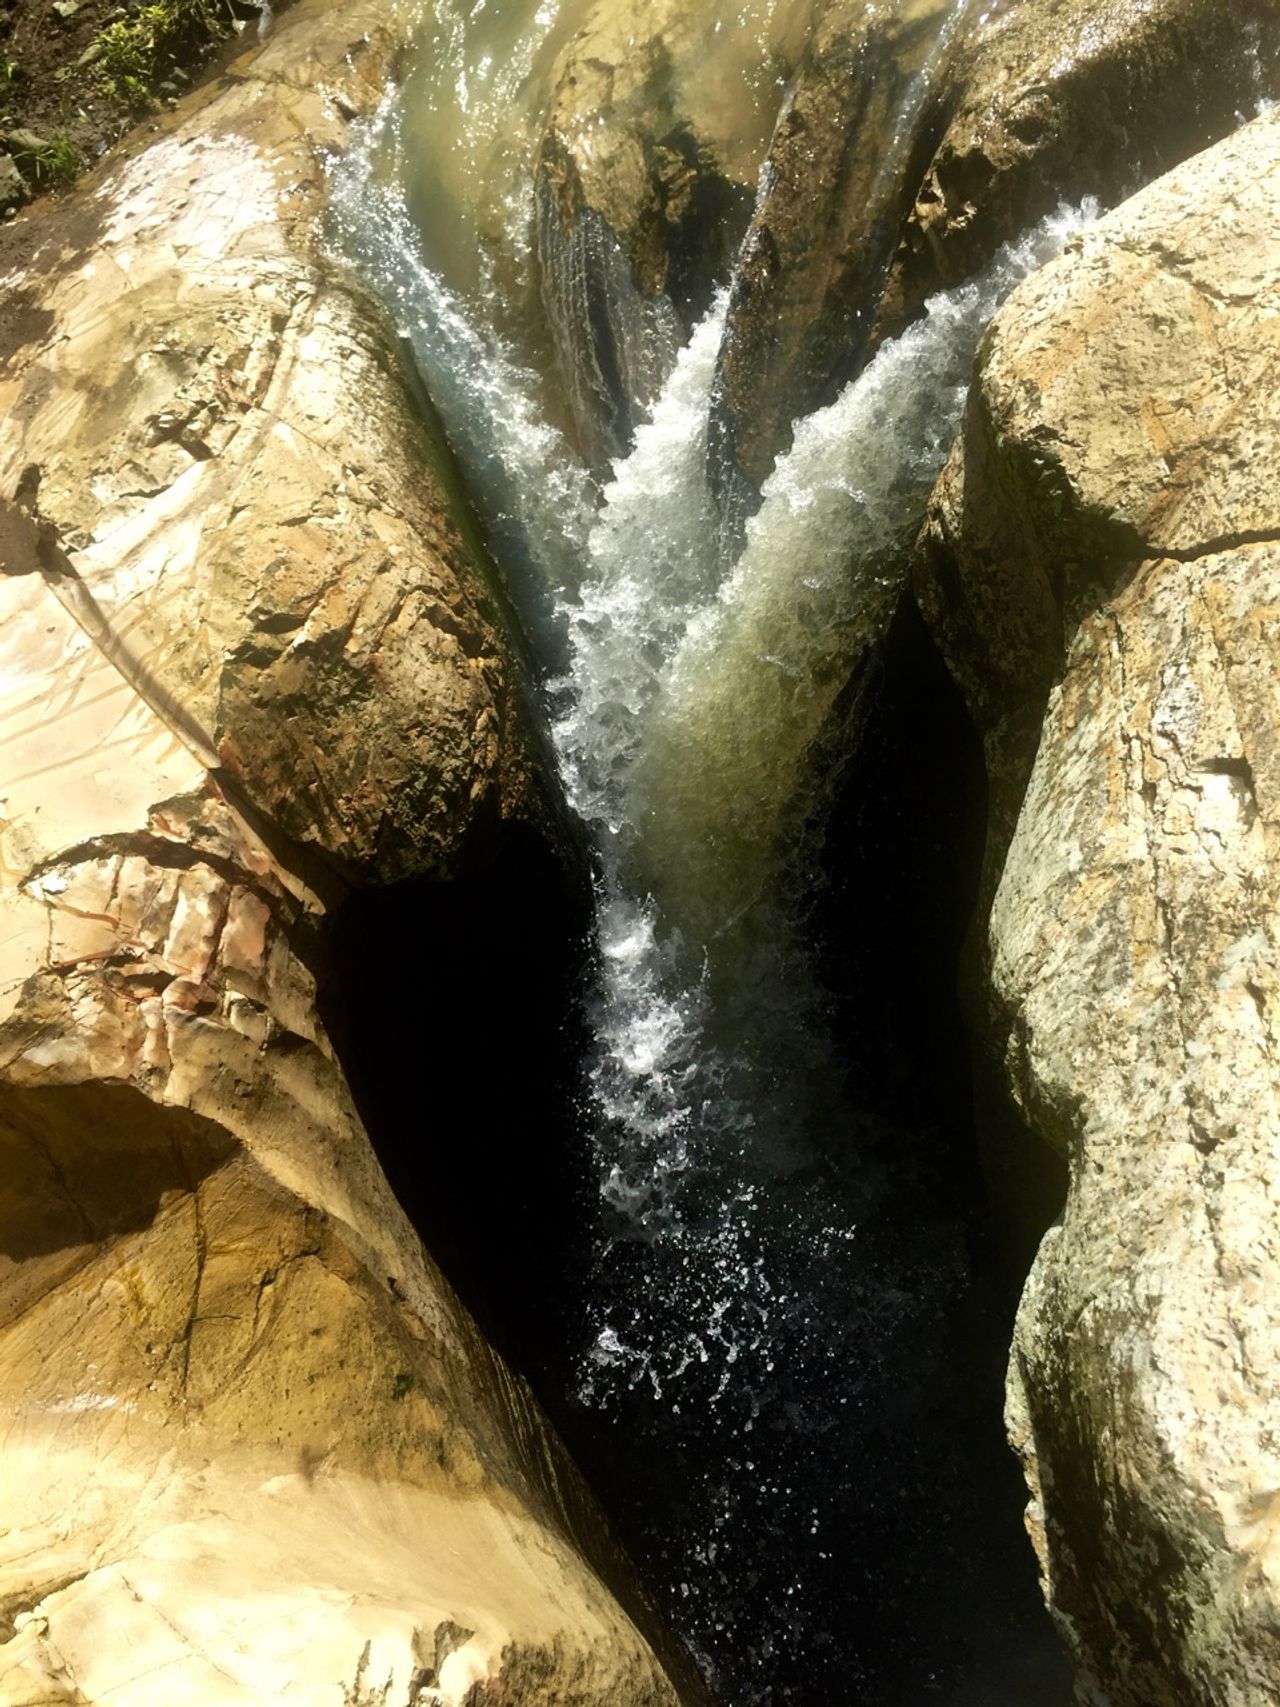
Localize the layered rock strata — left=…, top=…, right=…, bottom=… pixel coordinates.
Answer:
left=917, top=110, right=1280, bottom=1704
left=0, top=4, right=685, bottom=1702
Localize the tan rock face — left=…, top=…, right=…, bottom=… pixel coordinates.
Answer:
left=918, top=111, right=1280, bottom=1704
left=0, top=571, right=679, bottom=1706
left=918, top=104, right=1280, bottom=872
left=884, top=0, right=1280, bottom=331
left=0, top=5, right=686, bottom=1703
left=533, top=0, right=812, bottom=464
left=538, top=0, right=784, bottom=306
left=710, top=0, right=961, bottom=504
left=713, top=0, right=1280, bottom=508
left=0, top=2, right=548, bottom=888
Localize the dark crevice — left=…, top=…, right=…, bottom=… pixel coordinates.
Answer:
left=794, top=593, right=1072, bottom=1705
left=1147, top=525, right=1280, bottom=564
left=318, top=592, right=1072, bottom=1706
left=316, top=820, right=718, bottom=1707
left=317, top=817, right=595, bottom=1369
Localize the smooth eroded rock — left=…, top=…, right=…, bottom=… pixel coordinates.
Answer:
left=0, top=559, right=682, bottom=1704
left=0, top=5, right=689, bottom=1702
left=0, top=0, right=550, bottom=888
left=534, top=0, right=811, bottom=464
left=712, top=0, right=1280, bottom=512
left=882, top=0, right=1280, bottom=333
left=710, top=0, right=960, bottom=510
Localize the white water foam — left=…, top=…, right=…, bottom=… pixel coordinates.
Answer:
left=327, top=24, right=1098, bottom=1688
left=328, top=100, right=596, bottom=652
left=330, top=112, right=1097, bottom=1396
left=560, top=200, right=1100, bottom=1432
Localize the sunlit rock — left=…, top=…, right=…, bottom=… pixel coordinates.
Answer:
left=0, top=4, right=690, bottom=1702
left=713, top=0, right=1280, bottom=516
left=533, top=0, right=812, bottom=465
left=882, top=0, right=1280, bottom=335
left=918, top=109, right=1280, bottom=1704
left=0, top=571, right=679, bottom=1707
left=0, top=1, right=552, bottom=888
left=710, top=0, right=962, bottom=513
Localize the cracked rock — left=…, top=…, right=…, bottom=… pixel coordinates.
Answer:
left=0, top=3, right=683, bottom=1704
left=915, top=109, right=1280, bottom=1706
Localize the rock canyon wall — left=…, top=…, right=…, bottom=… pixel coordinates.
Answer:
left=918, top=109, right=1280, bottom=1706
left=0, top=4, right=685, bottom=1703
left=4, top=0, right=1280, bottom=1703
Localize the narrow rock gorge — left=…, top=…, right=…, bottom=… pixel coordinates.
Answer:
left=2, top=1, right=1279, bottom=1705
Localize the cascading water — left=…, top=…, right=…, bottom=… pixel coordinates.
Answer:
left=327, top=6, right=1091, bottom=1700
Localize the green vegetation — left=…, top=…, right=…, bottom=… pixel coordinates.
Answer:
left=29, top=129, right=84, bottom=185
left=0, top=0, right=257, bottom=200
left=92, top=0, right=237, bottom=112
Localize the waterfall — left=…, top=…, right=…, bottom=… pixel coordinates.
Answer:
left=326, top=8, right=1095, bottom=1697
left=328, top=111, right=594, bottom=655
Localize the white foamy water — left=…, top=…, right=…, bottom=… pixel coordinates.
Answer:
left=632, top=200, right=1099, bottom=949
left=328, top=40, right=1096, bottom=1441
left=326, top=5, right=1097, bottom=1690
left=551, top=295, right=728, bottom=835
left=327, top=95, right=596, bottom=652
left=554, top=201, right=1100, bottom=1437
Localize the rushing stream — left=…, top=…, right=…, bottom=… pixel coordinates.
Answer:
left=327, top=4, right=1095, bottom=1700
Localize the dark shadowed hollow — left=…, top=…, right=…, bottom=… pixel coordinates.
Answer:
left=319, top=592, right=1074, bottom=1707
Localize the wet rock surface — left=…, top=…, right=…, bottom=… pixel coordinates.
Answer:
left=0, top=4, right=691, bottom=1702
left=7, top=0, right=1279, bottom=1700
left=533, top=0, right=810, bottom=466
left=712, top=0, right=1280, bottom=509
left=881, top=0, right=1280, bottom=335
left=0, top=3, right=550, bottom=887
left=710, top=0, right=959, bottom=510
left=918, top=109, right=1280, bottom=1705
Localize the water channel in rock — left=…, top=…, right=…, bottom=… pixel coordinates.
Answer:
left=326, top=4, right=1089, bottom=1701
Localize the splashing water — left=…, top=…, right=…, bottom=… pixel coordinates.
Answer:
left=328, top=108, right=594, bottom=651
left=327, top=5, right=1096, bottom=1694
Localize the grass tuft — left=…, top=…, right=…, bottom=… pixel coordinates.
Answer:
left=31, top=129, right=85, bottom=185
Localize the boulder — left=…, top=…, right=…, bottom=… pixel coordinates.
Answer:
left=710, top=0, right=961, bottom=512
left=0, top=572, right=681, bottom=1706
left=0, top=4, right=688, bottom=1703
left=0, top=152, right=27, bottom=213
left=534, top=0, right=810, bottom=464
left=0, top=0, right=551, bottom=888
left=711, top=0, right=1280, bottom=513
left=882, top=0, right=1280, bottom=334
left=917, top=111, right=1280, bottom=1704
